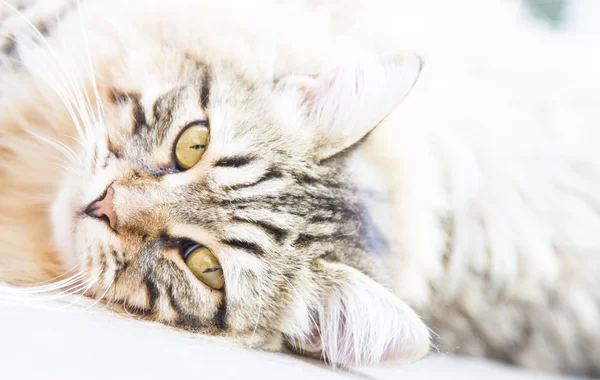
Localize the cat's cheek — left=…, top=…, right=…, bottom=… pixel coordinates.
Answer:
left=50, top=177, right=79, bottom=269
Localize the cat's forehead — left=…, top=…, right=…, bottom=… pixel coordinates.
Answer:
left=103, top=57, right=304, bottom=169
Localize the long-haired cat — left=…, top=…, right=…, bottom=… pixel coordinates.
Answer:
left=1, top=0, right=599, bottom=376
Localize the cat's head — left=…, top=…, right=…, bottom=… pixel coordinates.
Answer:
left=50, top=45, right=429, bottom=366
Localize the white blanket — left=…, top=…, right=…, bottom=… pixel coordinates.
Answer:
left=0, top=297, right=573, bottom=380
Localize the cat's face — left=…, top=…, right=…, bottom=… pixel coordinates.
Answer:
left=51, top=48, right=430, bottom=366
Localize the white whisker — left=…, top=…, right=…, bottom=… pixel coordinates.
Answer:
left=74, top=276, right=115, bottom=313
left=15, top=33, right=92, bottom=146
left=27, top=130, right=82, bottom=163
left=8, top=273, right=85, bottom=295
left=76, top=0, right=105, bottom=122
left=59, top=270, right=102, bottom=310
left=63, top=134, right=87, bottom=152
left=2, top=1, right=99, bottom=148
left=55, top=163, right=80, bottom=177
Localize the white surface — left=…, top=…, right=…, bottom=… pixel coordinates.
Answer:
left=0, top=298, right=576, bottom=380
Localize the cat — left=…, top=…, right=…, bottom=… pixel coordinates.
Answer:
left=0, top=0, right=599, bottom=376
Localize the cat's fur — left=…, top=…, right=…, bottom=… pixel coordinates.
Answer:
left=0, top=0, right=599, bottom=376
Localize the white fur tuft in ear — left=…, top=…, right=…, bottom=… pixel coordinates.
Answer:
left=286, top=260, right=431, bottom=367
left=278, top=54, right=423, bottom=160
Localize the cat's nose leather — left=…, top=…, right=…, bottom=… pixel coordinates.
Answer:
left=85, top=186, right=117, bottom=230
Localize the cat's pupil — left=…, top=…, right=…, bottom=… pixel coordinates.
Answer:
left=189, top=144, right=205, bottom=150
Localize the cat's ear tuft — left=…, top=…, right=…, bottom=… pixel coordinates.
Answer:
left=277, top=54, right=423, bottom=161
left=285, top=260, right=431, bottom=367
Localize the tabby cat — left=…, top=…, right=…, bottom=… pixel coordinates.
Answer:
left=0, top=0, right=598, bottom=376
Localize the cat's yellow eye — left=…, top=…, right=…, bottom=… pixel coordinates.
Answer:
left=175, top=123, right=209, bottom=170
left=185, top=246, right=224, bottom=290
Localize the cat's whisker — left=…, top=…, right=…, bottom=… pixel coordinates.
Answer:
left=74, top=276, right=115, bottom=313
left=48, top=275, right=103, bottom=299
left=52, top=24, right=98, bottom=145
left=17, top=272, right=86, bottom=294
left=25, top=264, right=84, bottom=287
left=0, top=274, right=97, bottom=304
left=53, top=162, right=82, bottom=177
left=15, top=35, right=93, bottom=147
left=121, top=303, right=138, bottom=318
left=63, top=134, right=88, bottom=153
left=44, top=152, right=79, bottom=175
left=32, top=278, right=88, bottom=298
left=76, top=0, right=105, bottom=123
left=58, top=269, right=103, bottom=310
left=0, top=6, right=81, bottom=123
left=57, top=165, right=78, bottom=176
left=48, top=154, right=76, bottom=168
left=24, top=271, right=85, bottom=290
left=27, top=130, right=82, bottom=165
left=18, top=281, right=91, bottom=302
left=2, top=2, right=98, bottom=148
left=45, top=136, right=80, bottom=163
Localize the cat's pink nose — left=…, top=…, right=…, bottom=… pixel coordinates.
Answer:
left=85, top=186, right=117, bottom=230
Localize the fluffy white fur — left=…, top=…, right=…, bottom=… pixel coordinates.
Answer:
left=314, top=262, right=431, bottom=366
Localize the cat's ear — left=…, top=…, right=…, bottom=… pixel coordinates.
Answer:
left=285, top=260, right=431, bottom=367
left=277, top=54, right=423, bottom=161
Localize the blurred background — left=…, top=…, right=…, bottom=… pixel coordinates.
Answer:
left=523, top=0, right=598, bottom=30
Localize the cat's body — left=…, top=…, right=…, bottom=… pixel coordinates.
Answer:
left=0, top=0, right=599, bottom=376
